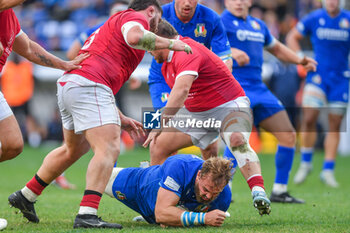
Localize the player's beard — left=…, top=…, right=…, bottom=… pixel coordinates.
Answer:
left=149, top=17, right=157, bottom=33
left=194, top=183, right=212, bottom=204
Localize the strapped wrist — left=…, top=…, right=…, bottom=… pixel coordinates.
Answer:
left=180, top=211, right=206, bottom=227
left=168, top=39, right=175, bottom=49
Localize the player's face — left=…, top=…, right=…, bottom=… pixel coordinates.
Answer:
left=324, top=0, right=340, bottom=14
left=174, top=0, right=199, bottom=22
left=195, top=172, right=225, bottom=204
left=149, top=49, right=167, bottom=64
left=225, top=0, right=251, bottom=19
left=150, top=9, right=162, bottom=33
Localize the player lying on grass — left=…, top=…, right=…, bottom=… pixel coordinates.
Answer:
left=105, top=154, right=232, bottom=227
left=143, top=20, right=271, bottom=215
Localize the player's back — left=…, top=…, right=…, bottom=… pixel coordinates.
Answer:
left=163, top=37, right=245, bottom=112
left=68, top=9, right=149, bottom=95
left=0, top=9, right=21, bottom=72
left=297, top=9, right=350, bottom=72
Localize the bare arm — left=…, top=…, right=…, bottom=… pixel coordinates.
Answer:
left=12, top=32, right=88, bottom=71
left=155, top=187, right=227, bottom=227
left=143, top=74, right=195, bottom=147
left=267, top=40, right=317, bottom=72
left=161, top=75, right=195, bottom=125
left=224, top=58, right=233, bottom=73
left=66, top=40, right=82, bottom=60
left=0, top=0, right=26, bottom=11
left=286, top=27, right=304, bottom=53
left=123, top=23, right=192, bottom=54
left=231, top=47, right=250, bottom=66
left=154, top=187, right=184, bottom=226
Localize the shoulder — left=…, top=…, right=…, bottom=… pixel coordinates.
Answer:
left=197, top=4, right=220, bottom=19
left=303, top=9, right=324, bottom=21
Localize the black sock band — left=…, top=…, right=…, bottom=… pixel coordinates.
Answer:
left=35, top=174, right=48, bottom=187
left=84, top=190, right=102, bottom=197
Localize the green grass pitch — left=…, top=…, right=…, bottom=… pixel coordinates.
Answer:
left=0, top=145, right=349, bottom=232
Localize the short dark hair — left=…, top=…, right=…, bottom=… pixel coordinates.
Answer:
left=128, top=0, right=162, bottom=14
left=111, top=0, right=129, bottom=6
left=155, top=19, right=178, bottom=38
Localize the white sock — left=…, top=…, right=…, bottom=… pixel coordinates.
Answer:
left=21, top=186, right=38, bottom=202
left=251, top=186, right=265, bottom=195
left=272, top=183, right=287, bottom=194
left=78, top=206, right=97, bottom=215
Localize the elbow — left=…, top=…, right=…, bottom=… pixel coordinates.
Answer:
left=154, top=208, right=166, bottom=224
left=127, top=33, right=142, bottom=48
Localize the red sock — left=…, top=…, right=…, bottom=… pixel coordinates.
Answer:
left=26, top=174, right=48, bottom=195
left=247, top=175, right=265, bottom=190
left=80, top=190, right=102, bottom=209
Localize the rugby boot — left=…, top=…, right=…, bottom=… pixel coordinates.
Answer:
left=252, top=191, right=271, bottom=216
left=270, top=192, right=305, bottom=204
left=8, top=190, right=39, bottom=223
left=73, top=214, right=123, bottom=229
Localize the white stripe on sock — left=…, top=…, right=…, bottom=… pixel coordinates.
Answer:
left=79, top=206, right=97, bottom=215
left=21, top=186, right=38, bottom=202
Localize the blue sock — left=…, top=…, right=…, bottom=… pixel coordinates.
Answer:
left=301, top=147, right=313, bottom=163
left=223, top=146, right=238, bottom=170
left=275, top=145, right=295, bottom=185
left=323, top=160, right=335, bottom=170
left=114, top=161, right=118, bottom=167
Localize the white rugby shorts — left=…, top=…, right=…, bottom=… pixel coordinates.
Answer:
left=57, top=74, right=121, bottom=134
left=173, top=96, right=252, bottom=149
left=0, top=91, right=13, bottom=121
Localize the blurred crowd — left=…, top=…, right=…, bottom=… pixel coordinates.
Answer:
left=12, top=0, right=326, bottom=51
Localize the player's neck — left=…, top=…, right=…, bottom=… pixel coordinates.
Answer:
left=327, top=9, right=340, bottom=18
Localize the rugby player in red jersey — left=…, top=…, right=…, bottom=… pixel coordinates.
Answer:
left=9, top=0, right=192, bottom=229
left=144, top=20, right=271, bottom=216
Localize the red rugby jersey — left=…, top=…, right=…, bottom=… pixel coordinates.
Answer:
left=69, top=9, right=149, bottom=94
left=162, top=37, right=245, bottom=112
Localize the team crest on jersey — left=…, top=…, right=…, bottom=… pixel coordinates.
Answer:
left=115, top=191, right=126, bottom=200
left=161, top=92, right=170, bottom=103
left=250, top=20, right=261, bottom=30
left=195, top=204, right=210, bottom=212
left=194, top=24, right=207, bottom=37
left=339, top=18, right=350, bottom=29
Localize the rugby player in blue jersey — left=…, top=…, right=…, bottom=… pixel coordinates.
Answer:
left=148, top=0, right=233, bottom=159
left=286, top=0, right=350, bottom=188
left=221, top=0, right=317, bottom=203
left=105, top=155, right=232, bottom=227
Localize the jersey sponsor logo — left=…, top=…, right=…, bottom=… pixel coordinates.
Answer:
left=194, top=24, right=207, bottom=37
left=143, top=109, right=161, bottom=129
left=164, top=176, right=180, bottom=192
left=236, top=29, right=264, bottom=42
left=316, top=27, right=349, bottom=41
left=339, top=18, right=350, bottom=29
left=115, top=191, right=126, bottom=200
left=250, top=20, right=261, bottom=30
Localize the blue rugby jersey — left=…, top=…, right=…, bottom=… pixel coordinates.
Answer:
left=111, top=154, right=231, bottom=224
left=148, top=2, right=232, bottom=85
left=297, top=9, right=350, bottom=73
left=221, top=10, right=275, bottom=84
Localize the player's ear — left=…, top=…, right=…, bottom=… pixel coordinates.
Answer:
left=148, top=6, right=156, bottom=18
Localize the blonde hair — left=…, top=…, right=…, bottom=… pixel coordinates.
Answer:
left=200, top=157, right=233, bottom=186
